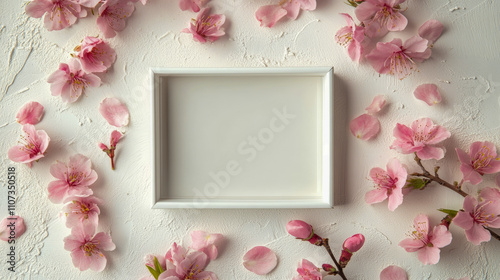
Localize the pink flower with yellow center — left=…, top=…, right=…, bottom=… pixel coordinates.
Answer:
left=399, top=214, right=452, bottom=265
left=8, top=124, right=50, bottom=168
left=355, top=0, right=407, bottom=37
left=365, top=158, right=407, bottom=211
left=25, top=0, right=87, bottom=31
left=64, top=225, right=115, bottom=272
left=182, top=8, right=225, bottom=43
left=63, top=196, right=102, bottom=232
left=47, top=154, right=98, bottom=204
left=456, top=141, right=500, bottom=185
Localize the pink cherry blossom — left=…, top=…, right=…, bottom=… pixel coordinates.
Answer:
left=293, top=259, right=322, bottom=280
left=8, top=124, right=50, bottom=168
left=64, top=225, right=115, bottom=272
left=390, top=118, right=451, bottom=160
left=365, top=158, right=407, bottom=211
left=286, top=220, right=313, bottom=239
left=25, top=0, right=87, bottom=31
left=281, top=0, right=316, bottom=20
left=255, top=5, right=287, bottom=28
left=418, top=19, right=444, bottom=45
left=350, top=114, right=380, bottom=141
left=47, top=59, right=101, bottom=103
left=162, top=251, right=217, bottom=280
left=99, top=130, right=123, bottom=170
left=399, top=214, right=452, bottom=265
left=365, top=36, right=431, bottom=80
left=144, top=253, right=167, bottom=271
left=190, top=230, right=223, bottom=260
left=455, top=141, right=500, bottom=185
left=182, top=8, right=225, bottom=43
left=414, top=84, right=442, bottom=106
left=335, top=13, right=365, bottom=63
left=97, top=0, right=136, bottom=39
left=47, top=154, right=97, bottom=204
left=480, top=187, right=500, bottom=204
left=355, top=0, right=407, bottom=36
left=73, top=0, right=101, bottom=7
left=179, top=0, right=208, bottom=12
left=242, top=246, right=278, bottom=275
left=340, top=234, right=365, bottom=267
left=63, top=196, right=102, bottom=231
left=165, top=242, right=188, bottom=268
left=380, top=265, right=408, bottom=280
left=365, top=95, right=386, bottom=114
left=0, top=216, right=27, bottom=242
left=75, top=36, right=117, bottom=73
left=99, top=97, right=130, bottom=127
left=16, top=101, right=44, bottom=125
left=256, top=0, right=316, bottom=28
left=453, top=195, right=500, bottom=245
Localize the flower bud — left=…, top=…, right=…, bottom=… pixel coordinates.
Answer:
left=286, top=220, right=313, bottom=239
left=308, top=234, right=324, bottom=246
left=339, top=234, right=365, bottom=268
left=322, top=263, right=336, bottom=274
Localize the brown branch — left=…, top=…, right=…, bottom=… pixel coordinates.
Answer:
left=323, top=238, right=347, bottom=280
left=412, top=154, right=500, bottom=242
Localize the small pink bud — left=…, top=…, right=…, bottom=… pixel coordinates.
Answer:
left=286, top=220, right=313, bottom=239
left=322, top=263, right=336, bottom=273
left=342, top=233, right=365, bottom=253
left=339, top=234, right=365, bottom=268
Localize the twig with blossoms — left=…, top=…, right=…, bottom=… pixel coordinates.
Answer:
left=287, top=220, right=365, bottom=280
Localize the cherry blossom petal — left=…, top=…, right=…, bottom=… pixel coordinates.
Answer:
left=414, top=84, right=442, bottom=106
left=365, top=95, right=386, bottom=114
left=242, top=246, right=278, bottom=275
left=380, top=265, right=408, bottom=280
left=398, top=238, right=424, bottom=252
left=418, top=19, right=444, bottom=45
left=16, top=101, right=45, bottom=125
left=416, top=145, right=445, bottom=160
left=465, top=222, right=491, bottom=245
left=350, top=114, right=380, bottom=140
left=25, top=0, right=52, bottom=18
left=99, top=98, right=130, bottom=127
left=255, top=5, right=287, bottom=28
left=417, top=246, right=440, bottom=265
left=0, top=216, right=27, bottom=241
left=365, top=188, right=388, bottom=204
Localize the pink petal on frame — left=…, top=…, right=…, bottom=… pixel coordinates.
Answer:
left=99, top=98, right=129, bottom=127
left=242, top=246, right=277, bottom=275
left=380, top=265, right=408, bottom=280
left=365, top=95, right=386, bottom=114
left=16, top=101, right=45, bottom=125
left=350, top=114, right=380, bottom=140
left=414, top=84, right=442, bottom=106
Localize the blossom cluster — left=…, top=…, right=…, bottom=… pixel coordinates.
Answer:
left=25, top=0, right=147, bottom=37
left=47, top=36, right=116, bottom=103
left=336, top=0, right=444, bottom=79
left=9, top=102, right=49, bottom=167
left=46, top=154, right=115, bottom=271
left=286, top=220, right=365, bottom=279
left=140, top=230, right=223, bottom=280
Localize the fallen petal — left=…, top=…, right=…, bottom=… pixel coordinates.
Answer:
left=99, top=98, right=130, bottom=127
left=380, top=265, right=408, bottom=280
left=350, top=114, right=380, bottom=140
left=414, top=84, right=442, bottom=106
left=418, top=19, right=444, bottom=45
left=243, top=246, right=278, bottom=275
left=365, top=95, right=386, bottom=114
left=16, top=101, right=45, bottom=125
left=255, top=5, right=287, bottom=28
left=0, top=216, right=27, bottom=241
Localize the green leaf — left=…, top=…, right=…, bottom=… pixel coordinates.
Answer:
left=438, top=208, right=459, bottom=218
left=407, top=178, right=429, bottom=190
left=154, top=256, right=164, bottom=274
left=146, top=265, right=160, bottom=280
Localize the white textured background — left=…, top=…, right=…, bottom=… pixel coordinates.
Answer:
left=1, top=0, right=500, bottom=279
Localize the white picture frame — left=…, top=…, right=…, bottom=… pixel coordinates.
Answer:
left=151, top=67, right=334, bottom=209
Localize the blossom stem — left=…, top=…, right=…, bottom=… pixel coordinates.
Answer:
left=322, top=238, right=347, bottom=280
left=111, top=156, right=115, bottom=170
left=412, top=154, right=500, bottom=243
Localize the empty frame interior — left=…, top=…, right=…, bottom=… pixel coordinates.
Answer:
left=152, top=68, right=333, bottom=208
